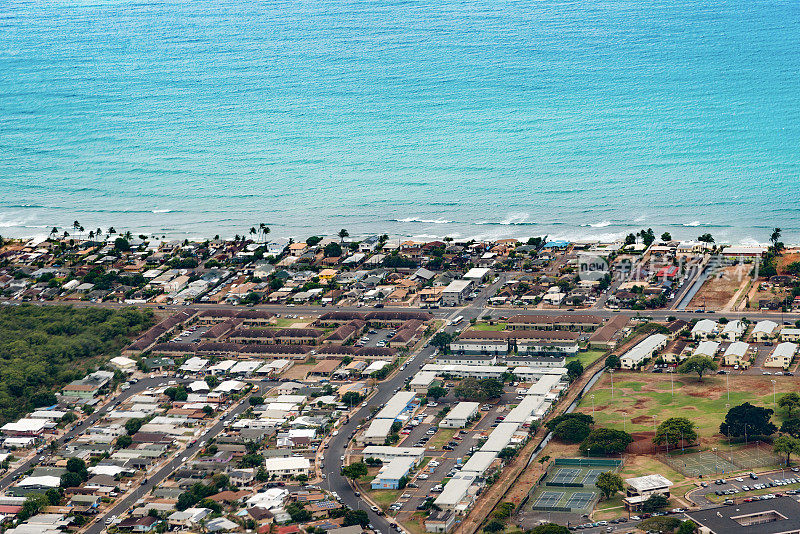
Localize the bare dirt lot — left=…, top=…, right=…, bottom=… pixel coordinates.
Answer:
left=689, top=264, right=750, bottom=310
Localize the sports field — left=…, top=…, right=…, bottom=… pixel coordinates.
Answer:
left=575, top=372, right=797, bottom=441
left=660, top=444, right=781, bottom=477
left=523, top=459, right=620, bottom=514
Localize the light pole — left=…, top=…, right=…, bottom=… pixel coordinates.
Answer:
left=671, top=371, right=674, bottom=398
left=726, top=372, right=729, bottom=402
left=591, top=394, right=595, bottom=419
left=772, top=380, right=777, bottom=406
left=610, top=369, right=614, bottom=399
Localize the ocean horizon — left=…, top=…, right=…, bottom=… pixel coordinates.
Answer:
left=1, top=0, right=798, bottom=245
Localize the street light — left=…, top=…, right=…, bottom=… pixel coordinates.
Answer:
left=610, top=369, right=614, bottom=399
left=726, top=372, right=729, bottom=402
left=772, top=379, right=777, bottom=406
left=591, top=394, right=595, bottom=419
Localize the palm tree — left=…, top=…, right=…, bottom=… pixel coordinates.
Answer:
left=108, top=227, right=116, bottom=235
left=124, top=231, right=132, bottom=241
left=260, top=223, right=270, bottom=243
left=249, top=227, right=256, bottom=241
left=88, top=230, right=95, bottom=241
left=770, top=227, right=784, bottom=256
left=338, top=228, right=349, bottom=244
left=49, top=227, right=58, bottom=240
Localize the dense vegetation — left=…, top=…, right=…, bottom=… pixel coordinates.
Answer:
left=0, top=304, right=153, bottom=423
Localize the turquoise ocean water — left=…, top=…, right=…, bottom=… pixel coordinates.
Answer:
left=1, top=0, right=799, bottom=243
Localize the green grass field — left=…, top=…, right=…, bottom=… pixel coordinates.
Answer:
left=470, top=322, right=508, bottom=331
left=576, top=372, right=795, bottom=439
left=567, top=349, right=608, bottom=369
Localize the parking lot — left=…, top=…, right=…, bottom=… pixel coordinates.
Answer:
left=386, top=399, right=513, bottom=516
left=687, top=467, right=800, bottom=505
left=356, top=328, right=395, bottom=349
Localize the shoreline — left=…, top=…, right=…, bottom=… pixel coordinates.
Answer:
left=0, top=217, right=788, bottom=248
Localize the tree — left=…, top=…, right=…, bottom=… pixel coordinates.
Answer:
left=661, top=232, right=672, bottom=242
left=19, top=493, right=49, bottom=521
left=641, top=493, right=669, bottom=512
left=698, top=233, right=715, bottom=245
left=483, top=520, right=505, bottom=533
left=116, top=434, right=133, bottom=449
left=553, top=418, right=593, bottom=443
left=249, top=396, right=264, bottom=406
left=565, top=360, right=583, bottom=382
left=60, top=471, right=83, bottom=488
left=338, top=228, right=349, bottom=243
left=125, top=418, right=143, bottom=435
left=324, top=242, right=342, bottom=258
left=676, top=521, right=697, bottom=534
left=164, top=386, right=188, bottom=401
left=343, top=509, right=369, bottom=527
left=45, top=487, right=62, bottom=506
left=204, top=375, right=220, bottom=388
left=427, top=386, right=447, bottom=400
left=545, top=413, right=594, bottom=430
left=342, top=392, right=363, bottom=407
left=595, top=471, right=623, bottom=500
left=779, top=393, right=800, bottom=417
left=66, top=457, right=88, bottom=480
left=454, top=378, right=504, bottom=401
left=774, top=435, right=800, bottom=465
left=286, top=503, right=311, bottom=523
left=654, top=418, right=698, bottom=449
left=605, top=354, right=621, bottom=369
left=720, top=402, right=777, bottom=438
left=497, top=447, right=517, bottom=460
left=678, top=355, right=717, bottom=381
left=239, top=454, right=264, bottom=468
left=342, top=462, right=368, bottom=480
left=114, top=237, right=131, bottom=252
left=770, top=228, right=784, bottom=256
left=530, top=524, right=570, bottom=534
left=580, top=428, right=633, bottom=456
left=781, top=418, right=800, bottom=438
left=430, top=332, right=455, bottom=352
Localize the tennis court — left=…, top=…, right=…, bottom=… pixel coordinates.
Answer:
left=726, top=446, right=781, bottom=470
left=534, top=491, right=565, bottom=508
left=523, top=458, right=621, bottom=514
left=581, top=469, right=605, bottom=485
left=550, top=468, right=581, bottom=485
left=661, top=451, right=738, bottom=477
left=565, top=492, right=596, bottom=509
